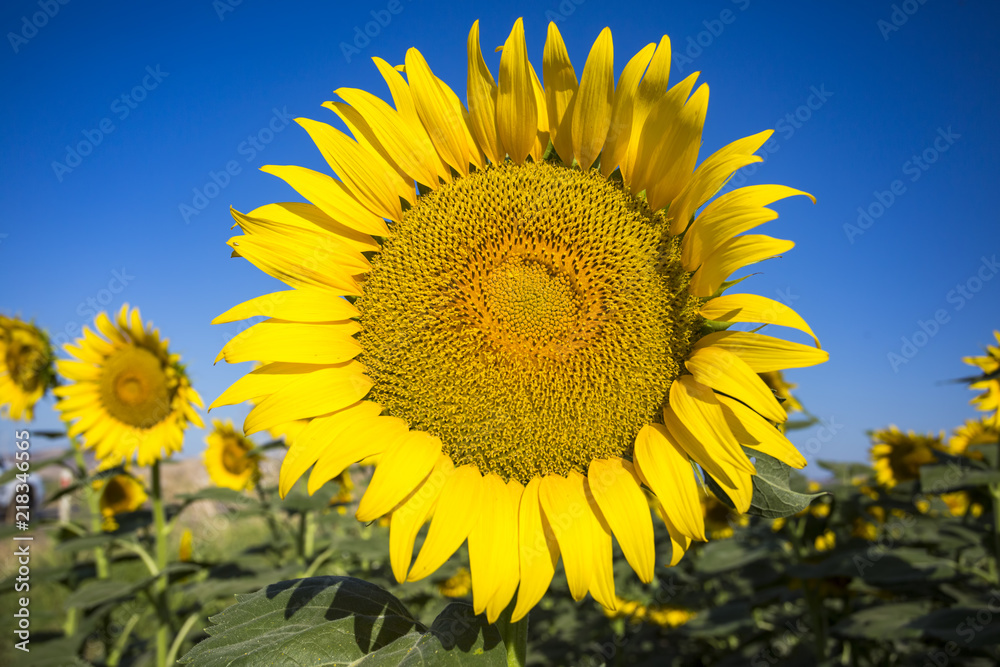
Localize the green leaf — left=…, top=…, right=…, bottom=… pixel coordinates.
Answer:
left=694, top=539, right=773, bottom=575
left=745, top=447, right=825, bottom=518
left=907, top=606, right=1000, bottom=648
left=920, top=461, right=1000, bottom=493
left=65, top=579, right=138, bottom=609
left=181, top=576, right=506, bottom=666
left=817, top=460, right=873, bottom=482
left=178, top=486, right=258, bottom=506
left=831, top=601, right=931, bottom=640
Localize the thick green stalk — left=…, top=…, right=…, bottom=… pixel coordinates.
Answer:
left=151, top=461, right=171, bottom=667
left=495, top=603, right=528, bottom=667
left=71, top=437, right=109, bottom=579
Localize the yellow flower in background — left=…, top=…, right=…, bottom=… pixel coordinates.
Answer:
left=814, top=530, right=836, bottom=552
left=179, top=528, right=194, bottom=562
left=213, top=19, right=827, bottom=623
left=204, top=419, right=261, bottom=491
left=0, top=315, right=57, bottom=420
left=852, top=519, right=878, bottom=541
left=96, top=473, right=148, bottom=531
left=604, top=596, right=696, bottom=628
left=939, top=492, right=983, bottom=519
left=949, top=418, right=997, bottom=461
left=700, top=491, right=748, bottom=539
left=870, top=426, right=947, bottom=488
left=55, top=305, right=204, bottom=467
left=438, top=567, right=472, bottom=598
left=758, top=370, right=803, bottom=414
left=961, top=331, right=1000, bottom=426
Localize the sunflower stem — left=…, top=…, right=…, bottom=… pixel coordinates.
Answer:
left=71, top=437, right=109, bottom=579
left=151, top=461, right=171, bottom=667
left=495, top=603, right=528, bottom=667
left=297, top=510, right=316, bottom=562
left=789, top=517, right=828, bottom=660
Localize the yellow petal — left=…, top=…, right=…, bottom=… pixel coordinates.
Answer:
left=468, top=475, right=521, bottom=621
left=389, top=455, right=452, bottom=582
left=467, top=21, right=503, bottom=164
left=244, top=201, right=379, bottom=253
left=633, top=426, right=705, bottom=542
left=700, top=294, right=819, bottom=347
left=717, top=395, right=807, bottom=469
left=571, top=27, right=614, bottom=170
left=538, top=473, right=591, bottom=601
left=406, top=48, right=474, bottom=177
left=212, top=290, right=358, bottom=325
left=542, top=21, right=578, bottom=163
left=243, top=363, right=372, bottom=435
left=685, top=184, right=815, bottom=269
left=668, top=376, right=755, bottom=476
left=651, top=498, right=692, bottom=566
left=497, top=18, right=537, bottom=164
left=527, top=62, right=549, bottom=162
left=485, top=480, right=524, bottom=623
left=308, top=415, right=408, bottom=494
left=645, top=82, right=709, bottom=212
left=600, top=42, right=655, bottom=178
left=710, top=465, right=754, bottom=514
left=408, top=464, right=483, bottom=581
left=686, top=346, right=787, bottom=423
left=260, top=164, right=389, bottom=237
left=322, top=101, right=416, bottom=206
left=689, top=234, right=795, bottom=298
left=296, top=117, right=403, bottom=221
left=512, top=477, right=560, bottom=622
left=336, top=85, right=441, bottom=187
left=230, top=207, right=371, bottom=272
left=278, top=401, right=382, bottom=497
left=630, top=72, right=699, bottom=199
left=356, top=430, right=442, bottom=522
left=214, top=320, right=362, bottom=365
left=587, top=457, right=656, bottom=581
left=226, top=234, right=362, bottom=296
left=692, top=331, right=830, bottom=372
left=624, top=36, right=672, bottom=183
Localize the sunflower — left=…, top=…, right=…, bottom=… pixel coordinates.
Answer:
left=96, top=472, right=148, bottom=531
left=870, top=426, right=947, bottom=488
left=604, top=596, right=696, bottom=628
left=204, top=419, right=261, bottom=491
left=213, top=20, right=826, bottom=622
left=438, top=566, right=472, bottom=598
left=961, top=331, right=1000, bottom=425
left=55, top=305, right=204, bottom=466
left=949, top=418, right=997, bottom=460
left=0, top=315, right=57, bottom=420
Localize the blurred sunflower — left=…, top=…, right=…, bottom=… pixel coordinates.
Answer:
left=204, top=419, right=261, bottom=491
left=940, top=491, right=983, bottom=519
left=870, top=426, right=947, bottom=488
left=438, top=567, right=472, bottom=598
left=96, top=472, right=148, bottom=531
left=179, top=528, right=194, bottom=562
left=949, top=418, right=997, bottom=460
left=0, top=315, right=57, bottom=420
left=701, top=490, right=747, bottom=539
left=213, top=20, right=826, bottom=622
left=604, top=596, right=696, bottom=628
left=961, top=331, right=1000, bottom=425
left=55, top=306, right=203, bottom=467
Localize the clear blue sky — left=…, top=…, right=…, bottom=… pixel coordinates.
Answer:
left=2, top=0, right=999, bottom=468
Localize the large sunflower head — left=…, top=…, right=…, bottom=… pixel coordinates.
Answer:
left=204, top=419, right=261, bottom=491
left=962, top=331, right=1000, bottom=426
left=0, top=315, right=57, bottom=420
left=870, top=426, right=947, bottom=488
left=55, top=305, right=204, bottom=467
left=213, top=20, right=827, bottom=622
left=95, top=472, right=148, bottom=531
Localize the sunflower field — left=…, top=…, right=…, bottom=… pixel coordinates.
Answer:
left=3, top=8, right=1000, bottom=667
